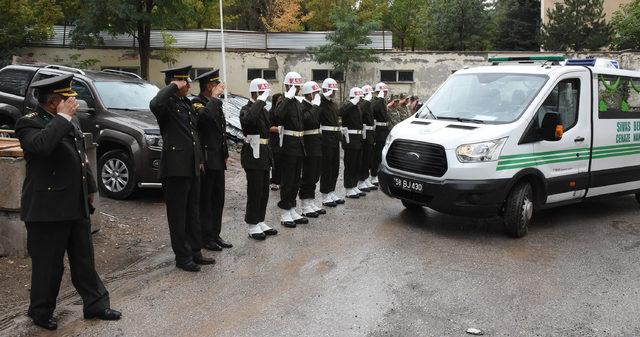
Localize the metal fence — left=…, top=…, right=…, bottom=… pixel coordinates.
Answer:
left=37, top=26, right=392, bottom=51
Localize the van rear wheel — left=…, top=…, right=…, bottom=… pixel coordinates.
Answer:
left=401, top=200, right=423, bottom=210
left=503, top=181, right=533, bottom=238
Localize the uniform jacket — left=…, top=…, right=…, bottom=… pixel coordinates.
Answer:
left=318, top=95, right=341, bottom=148
left=372, top=97, right=390, bottom=142
left=301, top=100, right=322, bottom=157
left=15, top=107, right=97, bottom=222
left=269, top=93, right=282, bottom=154
left=358, top=99, right=375, bottom=145
left=193, top=94, right=229, bottom=171
left=340, top=101, right=363, bottom=150
left=240, top=100, right=272, bottom=170
left=150, top=83, right=203, bottom=177
left=274, top=96, right=305, bottom=156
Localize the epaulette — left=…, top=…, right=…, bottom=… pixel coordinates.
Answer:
left=192, top=102, right=205, bottom=110
left=24, top=112, right=38, bottom=118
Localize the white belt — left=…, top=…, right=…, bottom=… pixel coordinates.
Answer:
left=304, top=129, right=321, bottom=135
left=375, top=122, right=388, bottom=127
left=283, top=129, right=305, bottom=137
left=320, top=125, right=341, bottom=132
left=245, top=134, right=268, bottom=159
left=347, top=129, right=362, bottom=134
left=364, top=125, right=375, bottom=131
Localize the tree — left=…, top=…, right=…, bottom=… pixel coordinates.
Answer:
left=0, top=0, right=63, bottom=66
left=303, top=0, right=343, bottom=30
left=493, top=0, right=540, bottom=51
left=152, top=31, right=182, bottom=67
left=540, top=0, right=612, bottom=51
left=611, top=0, right=640, bottom=50
left=423, top=0, right=493, bottom=51
left=385, top=0, right=427, bottom=51
left=310, top=2, right=379, bottom=98
left=261, top=0, right=307, bottom=32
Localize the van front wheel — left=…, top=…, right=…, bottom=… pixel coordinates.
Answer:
left=503, top=182, right=533, bottom=238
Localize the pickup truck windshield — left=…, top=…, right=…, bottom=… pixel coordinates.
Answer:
left=94, top=81, right=159, bottom=110
left=417, top=73, right=548, bottom=124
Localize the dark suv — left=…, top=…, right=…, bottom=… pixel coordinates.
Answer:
left=0, top=64, right=163, bottom=199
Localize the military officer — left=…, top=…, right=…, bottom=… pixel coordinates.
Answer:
left=149, top=65, right=214, bottom=272
left=371, top=82, right=390, bottom=186
left=298, top=81, right=325, bottom=217
left=240, top=78, right=278, bottom=240
left=274, top=71, right=308, bottom=227
left=357, top=84, right=378, bottom=192
left=192, top=69, right=232, bottom=252
left=269, top=93, right=283, bottom=191
left=15, top=74, right=121, bottom=330
left=318, top=78, right=345, bottom=207
left=341, top=87, right=365, bottom=199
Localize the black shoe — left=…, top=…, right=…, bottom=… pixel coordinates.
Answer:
left=302, top=211, right=318, bottom=218
left=334, top=198, right=346, bottom=204
left=84, top=308, right=122, bottom=321
left=293, top=217, right=309, bottom=224
left=358, top=191, right=367, bottom=196
left=322, top=201, right=337, bottom=207
left=204, top=241, right=223, bottom=251
left=346, top=194, right=359, bottom=199
left=30, top=316, right=57, bottom=330
left=216, top=238, right=233, bottom=248
left=359, top=186, right=371, bottom=192
left=372, top=181, right=379, bottom=186
left=315, top=208, right=327, bottom=215
left=263, top=228, right=278, bottom=235
left=368, top=186, right=378, bottom=191
left=249, top=232, right=267, bottom=240
left=281, top=221, right=297, bottom=228
left=194, top=256, right=216, bottom=265
left=176, top=261, right=201, bottom=272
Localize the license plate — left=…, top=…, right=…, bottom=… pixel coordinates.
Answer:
left=392, top=176, right=424, bottom=193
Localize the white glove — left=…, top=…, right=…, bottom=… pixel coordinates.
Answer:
left=323, top=90, right=333, bottom=98
left=378, top=90, right=386, bottom=99
left=257, top=89, right=270, bottom=102
left=364, top=92, right=373, bottom=101
left=311, top=93, right=321, bottom=106
left=284, top=86, right=297, bottom=99
left=349, top=96, right=360, bottom=105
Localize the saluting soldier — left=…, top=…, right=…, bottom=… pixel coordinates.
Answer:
left=298, top=81, right=325, bottom=217
left=357, top=84, right=378, bottom=192
left=274, top=71, right=309, bottom=227
left=371, top=82, right=390, bottom=186
left=150, top=65, right=214, bottom=272
left=240, top=78, right=278, bottom=240
left=269, top=93, right=283, bottom=191
left=192, top=69, right=232, bottom=252
left=318, top=78, right=345, bottom=207
left=15, top=74, right=121, bottom=330
left=341, top=87, right=365, bottom=199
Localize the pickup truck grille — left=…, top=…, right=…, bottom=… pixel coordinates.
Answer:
left=386, top=139, right=447, bottom=177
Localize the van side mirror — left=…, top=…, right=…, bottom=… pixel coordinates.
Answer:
left=77, top=100, right=94, bottom=113
left=541, top=112, right=563, bottom=141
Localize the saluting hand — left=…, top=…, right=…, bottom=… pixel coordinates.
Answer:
left=57, top=96, right=79, bottom=117
left=212, top=82, right=225, bottom=98
left=258, top=89, right=270, bottom=102
left=171, top=80, right=188, bottom=90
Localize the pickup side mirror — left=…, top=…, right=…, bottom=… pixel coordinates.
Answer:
left=77, top=99, right=95, bottom=113
left=540, top=112, right=563, bottom=141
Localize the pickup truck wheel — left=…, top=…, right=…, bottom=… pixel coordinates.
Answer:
left=98, top=150, right=136, bottom=199
left=503, top=181, right=533, bottom=238
left=401, top=200, right=423, bottom=210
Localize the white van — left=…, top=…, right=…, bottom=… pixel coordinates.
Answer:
left=378, top=56, right=640, bottom=237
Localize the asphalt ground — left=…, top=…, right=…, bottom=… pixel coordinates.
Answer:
left=2, top=153, right=640, bottom=337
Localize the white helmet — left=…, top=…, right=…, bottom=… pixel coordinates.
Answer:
left=249, top=78, right=270, bottom=93
left=349, top=87, right=364, bottom=98
left=283, top=71, right=304, bottom=86
left=374, top=82, right=389, bottom=92
left=322, top=78, right=339, bottom=91
left=361, top=85, right=373, bottom=94
left=301, top=81, right=321, bottom=95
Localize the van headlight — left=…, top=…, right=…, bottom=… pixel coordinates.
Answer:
left=385, top=132, right=395, bottom=148
left=456, top=137, right=507, bottom=163
left=144, top=133, right=163, bottom=150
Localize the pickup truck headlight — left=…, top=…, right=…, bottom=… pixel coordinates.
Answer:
left=144, top=133, right=163, bottom=150
left=385, top=132, right=395, bottom=148
left=456, top=137, right=507, bottom=163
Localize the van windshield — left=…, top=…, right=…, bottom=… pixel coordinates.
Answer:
left=417, top=73, right=548, bottom=124
left=94, top=81, right=159, bottom=110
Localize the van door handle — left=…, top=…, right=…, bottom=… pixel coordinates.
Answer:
left=574, top=136, right=585, bottom=142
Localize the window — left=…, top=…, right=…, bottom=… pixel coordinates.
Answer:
left=311, top=69, right=344, bottom=82
left=536, top=78, right=580, bottom=130
left=71, top=81, right=96, bottom=109
left=0, top=69, right=34, bottom=97
left=380, top=70, right=414, bottom=83
left=598, top=75, right=640, bottom=119
left=101, top=67, right=140, bottom=76
left=247, top=68, right=276, bottom=81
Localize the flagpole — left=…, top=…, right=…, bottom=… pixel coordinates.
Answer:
left=219, top=0, right=228, bottom=104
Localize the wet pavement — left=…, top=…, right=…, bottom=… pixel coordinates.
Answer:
left=2, top=159, right=640, bottom=336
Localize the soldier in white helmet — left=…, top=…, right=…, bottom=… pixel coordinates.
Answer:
left=341, top=87, right=365, bottom=199
left=298, top=81, right=325, bottom=217
left=357, top=84, right=378, bottom=192
left=318, top=78, right=345, bottom=207
left=274, top=71, right=308, bottom=228
left=371, top=82, right=390, bottom=186
left=240, top=78, right=278, bottom=240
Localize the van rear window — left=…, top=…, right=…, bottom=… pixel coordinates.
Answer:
left=598, top=75, right=640, bottom=119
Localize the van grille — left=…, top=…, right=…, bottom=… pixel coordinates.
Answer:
left=386, top=139, right=447, bottom=177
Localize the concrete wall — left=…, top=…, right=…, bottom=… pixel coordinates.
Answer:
left=17, top=47, right=640, bottom=101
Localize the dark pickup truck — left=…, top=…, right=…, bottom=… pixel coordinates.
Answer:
left=0, top=64, right=163, bottom=199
